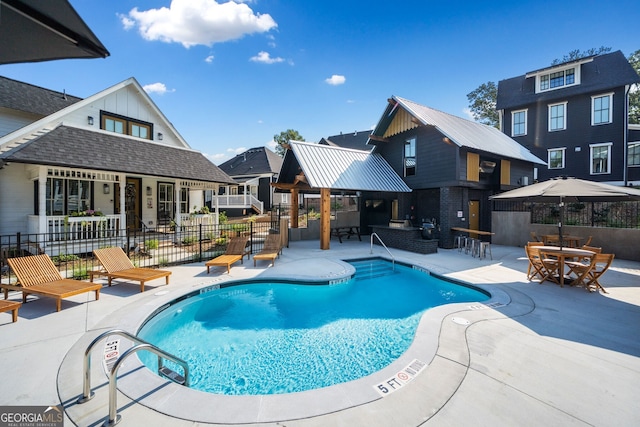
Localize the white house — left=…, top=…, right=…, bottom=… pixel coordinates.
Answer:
left=0, top=76, right=236, bottom=253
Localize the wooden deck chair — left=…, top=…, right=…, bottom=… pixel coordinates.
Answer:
left=3, top=255, right=101, bottom=312
left=0, top=299, right=21, bottom=322
left=253, top=234, right=282, bottom=267
left=583, top=236, right=593, bottom=246
left=568, top=253, right=614, bottom=293
left=205, top=236, right=250, bottom=274
left=92, top=247, right=171, bottom=292
left=525, top=245, right=547, bottom=282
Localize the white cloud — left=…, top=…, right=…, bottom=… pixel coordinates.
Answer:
left=250, top=51, right=284, bottom=64
left=142, top=82, right=174, bottom=95
left=205, top=55, right=214, bottom=63
left=462, top=108, right=474, bottom=120
left=325, top=75, right=346, bottom=85
left=120, top=0, right=277, bottom=48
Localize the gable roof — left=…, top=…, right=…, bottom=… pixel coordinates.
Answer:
left=372, top=96, right=546, bottom=165
left=0, top=125, right=236, bottom=184
left=319, top=130, right=371, bottom=151
left=218, top=146, right=282, bottom=177
left=0, top=75, right=83, bottom=116
left=279, top=141, right=411, bottom=192
left=497, top=50, right=640, bottom=110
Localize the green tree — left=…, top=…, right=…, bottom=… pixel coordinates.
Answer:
left=550, top=46, right=611, bottom=65
left=628, top=49, right=640, bottom=124
left=466, top=81, right=499, bottom=128
left=273, top=129, right=304, bottom=157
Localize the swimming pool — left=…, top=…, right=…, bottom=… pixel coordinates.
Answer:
left=138, top=258, right=489, bottom=395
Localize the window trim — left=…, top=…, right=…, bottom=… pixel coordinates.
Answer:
left=548, top=101, right=567, bottom=132
left=591, top=93, right=613, bottom=126
left=589, top=142, right=612, bottom=175
left=511, top=109, right=527, bottom=136
left=100, top=111, right=154, bottom=140
left=535, top=65, right=580, bottom=93
left=628, top=141, right=640, bottom=167
left=404, top=136, right=416, bottom=177
left=547, top=147, right=566, bottom=169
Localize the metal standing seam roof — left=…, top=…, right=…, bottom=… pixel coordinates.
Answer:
left=289, top=141, right=411, bottom=192
left=392, top=96, right=546, bottom=165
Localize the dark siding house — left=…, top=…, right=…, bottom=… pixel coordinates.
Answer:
left=497, top=50, right=640, bottom=185
left=365, top=96, right=545, bottom=248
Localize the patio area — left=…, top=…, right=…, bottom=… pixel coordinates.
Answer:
left=1, top=240, right=639, bottom=426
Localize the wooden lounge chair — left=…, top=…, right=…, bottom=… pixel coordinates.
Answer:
left=253, top=234, right=282, bottom=266
left=3, top=255, right=101, bottom=312
left=0, top=299, right=21, bottom=322
left=92, top=247, right=171, bottom=292
left=525, top=245, right=547, bottom=282
left=205, top=236, right=250, bottom=274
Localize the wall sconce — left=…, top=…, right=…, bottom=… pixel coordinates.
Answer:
left=88, top=116, right=94, bottom=126
left=103, top=183, right=110, bottom=194
left=157, top=132, right=163, bottom=141
left=146, top=186, right=152, bottom=196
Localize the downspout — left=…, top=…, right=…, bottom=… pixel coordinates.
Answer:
left=624, top=84, right=630, bottom=186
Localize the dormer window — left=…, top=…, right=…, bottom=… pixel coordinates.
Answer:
left=538, top=67, right=576, bottom=92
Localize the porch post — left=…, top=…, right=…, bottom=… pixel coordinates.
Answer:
left=38, top=167, right=47, bottom=236
left=290, top=188, right=299, bottom=228
left=175, top=182, right=182, bottom=227
left=118, top=174, right=126, bottom=230
left=320, top=187, right=331, bottom=250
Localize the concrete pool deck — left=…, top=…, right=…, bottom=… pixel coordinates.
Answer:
left=1, top=240, right=639, bottom=426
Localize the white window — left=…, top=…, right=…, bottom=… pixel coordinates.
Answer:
left=511, top=109, right=527, bottom=136
left=548, top=102, right=567, bottom=131
left=538, top=66, right=578, bottom=92
left=592, top=93, right=613, bottom=125
left=629, top=142, right=640, bottom=166
left=590, top=143, right=612, bottom=174
left=404, top=137, right=416, bottom=176
left=548, top=148, right=566, bottom=169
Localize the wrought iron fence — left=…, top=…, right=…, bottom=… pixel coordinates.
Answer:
left=492, top=200, right=640, bottom=228
left=0, top=221, right=278, bottom=284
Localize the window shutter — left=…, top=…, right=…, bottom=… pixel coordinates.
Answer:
left=500, top=160, right=511, bottom=185
left=467, top=152, right=479, bottom=181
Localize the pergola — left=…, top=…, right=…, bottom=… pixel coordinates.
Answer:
left=273, top=141, right=411, bottom=249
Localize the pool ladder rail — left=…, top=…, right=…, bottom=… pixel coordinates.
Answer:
left=77, top=329, right=190, bottom=427
left=370, top=232, right=395, bottom=271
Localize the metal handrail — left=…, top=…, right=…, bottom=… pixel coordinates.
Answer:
left=370, top=232, right=395, bottom=270
left=77, top=329, right=189, bottom=426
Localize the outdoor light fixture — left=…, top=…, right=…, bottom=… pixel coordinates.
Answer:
left=146, top=186, right=152, bottom=196
left=157, top=132, right=163, bottom=140
left=88, top=116, right=94, bottom=125
left=103, top=183, right=110, bottom=194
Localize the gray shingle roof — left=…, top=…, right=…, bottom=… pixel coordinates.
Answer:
left=320, top=130, right=371, bottom=151
left=218, top=146, right=282, bottom=176
left=497, top=50, right=640, bottom=110
left=1, top=125, right=236, bottom=184
left=0, top=75, right=83, bottom=116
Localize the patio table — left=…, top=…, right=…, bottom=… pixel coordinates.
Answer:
left=537, top=246, right=595, bottom=287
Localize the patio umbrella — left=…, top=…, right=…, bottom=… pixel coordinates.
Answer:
left=0, top=0, right=110, bottom=65
left=489, top=176, right=640, bottom=247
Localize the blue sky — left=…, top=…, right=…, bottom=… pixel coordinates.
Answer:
left=2, top=0, right=639, bottom=164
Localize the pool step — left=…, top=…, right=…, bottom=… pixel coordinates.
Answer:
left=350, top=260, right=396, bottom=280
left=159, top=366, right=186, bottom=385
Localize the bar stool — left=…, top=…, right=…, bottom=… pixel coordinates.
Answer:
left=479, top=241, right=492, bottom=260
left=454, top=235, right=465, bottom=252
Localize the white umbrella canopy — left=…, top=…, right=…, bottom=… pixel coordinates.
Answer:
left=490, top=177, right=640, bottom=247
left=0, top=0, right=109, bottom=65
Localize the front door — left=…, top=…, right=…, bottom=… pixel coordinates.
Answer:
left=157, top=183, right=175, bottom=228
left=115, top=178, right=142, bottom=230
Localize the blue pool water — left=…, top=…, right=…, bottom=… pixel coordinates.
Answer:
left=138, top=259, right=489, bottom=395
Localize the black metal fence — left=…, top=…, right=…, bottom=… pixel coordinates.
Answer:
left=1, top=221, right=278, bottom=284
left=492, top=200, right=640, bottom=228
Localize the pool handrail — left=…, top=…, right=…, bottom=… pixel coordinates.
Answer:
left=370, top=232, right=395, bottom=270
left=77, top=328, right=189, bottom=423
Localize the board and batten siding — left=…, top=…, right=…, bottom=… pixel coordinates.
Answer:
left=0, top=164, right=35, bottom=235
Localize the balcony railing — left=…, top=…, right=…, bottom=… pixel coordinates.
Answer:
left=213, top=194, right=263, bottom=214
left=28, top=215, right=122, bottom=241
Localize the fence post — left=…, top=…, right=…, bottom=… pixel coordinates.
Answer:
left=198, top=223, right=203, bottom=262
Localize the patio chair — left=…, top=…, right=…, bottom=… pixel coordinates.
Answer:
left=3, top=254, right=101, bottom=312
left=567, top=253, right=614, bottom=293
left=583, top=236, right=593, bottom=246
left=525, top=245, right=548, bottom=282
left=205, top=236, right=250, bottom=274
left=538, top=250, right=561, bottom=284
left=253, top=234, right=282, bottom=267
left=0, top=299, right=21, bottom=322
left=529, top=231, right=541, bottom=242
left=92, top=247, right=171, bottom=292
